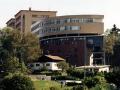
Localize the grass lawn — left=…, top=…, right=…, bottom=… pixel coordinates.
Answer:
left=33, top=80, right=62, bottom=90
left=33, top=80, right=73, bottom=90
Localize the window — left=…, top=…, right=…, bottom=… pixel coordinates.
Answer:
left=64, top=18, right=71, bottom=23
left=71, top=26, right=80, bottom=30
left=32, top=21, right=36, bottom=24
left=83, top=18, right=93, bottom=23
left=60, top=26, right=65, bottom=31
left=35, top=30, right=40, bottom=35
left=55, top=64, right=57, bottom=67
left=32, top=15, right=38, bottom=17
left=46, top=63, right=50, bottom=66
left=41, top=15, right=49, bottom=18
left=31, top=23, right=40, bottom=31
left=36, top=64, right=40, bottom=66
left=56, top=20, right=60, bottom=24
left=30, top=64, right=34, bottom=67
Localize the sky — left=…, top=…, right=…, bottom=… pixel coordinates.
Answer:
left=0, top=0, right=120, bottom=30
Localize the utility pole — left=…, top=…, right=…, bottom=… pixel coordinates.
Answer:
left=83, top=36, right=87, bottom=90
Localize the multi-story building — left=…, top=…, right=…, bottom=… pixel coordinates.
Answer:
left=6, top=18, right=15, bottom=29
left=6, top=8, right=57, bottom=33
left=31, top=15, right=104, bottom=66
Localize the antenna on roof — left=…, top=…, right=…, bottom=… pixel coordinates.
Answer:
left=29, top=7, right=32, bottom=11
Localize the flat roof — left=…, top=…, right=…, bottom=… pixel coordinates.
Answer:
left=15, top=10, right=57, bottom=17
left=76, top=65, right=110, bottom=69
left=6, top=18, right=15, bottom=24
left=45, top=14, right=104, bottom=19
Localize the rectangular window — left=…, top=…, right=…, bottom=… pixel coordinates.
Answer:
left=36, top=64, right=40, bottom=66
left=56, top=20, right=60, bottom=24
left=32, top=21, right=36, bottom=24
left=30, top=64, right=34, bottom=67
left=60, top=26, right=65, bottom=31
left=71, top=26, right=80, bottom=30
left=46, top=63, right=50, bottom=66
left=32, top=15, right=38, bottom=17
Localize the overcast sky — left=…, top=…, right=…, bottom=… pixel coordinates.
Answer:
left=0, top=0, right=120, bottom=30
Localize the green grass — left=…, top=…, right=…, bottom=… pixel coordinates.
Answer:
left=33, top=80, right=62, bottom=90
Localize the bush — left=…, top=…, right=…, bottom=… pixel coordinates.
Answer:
left=0, top=73, right=35, bottom=90
left=91, top=83, right=116, bottom=90
left=73, top=85, right=88, bottom=90
left=83, top=77, right=99, bottom=88
left=105, top=71, right=120, bottom=88
left=67, top=69, right=84, bottom=79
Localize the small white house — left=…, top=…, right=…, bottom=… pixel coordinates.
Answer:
left=28, top=55, right=65, bottom=71
left=76, top=65, right=110, bottom=72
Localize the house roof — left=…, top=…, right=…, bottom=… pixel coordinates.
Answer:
left=45, top=55, right=65, bottom=61
left=31, top=55, right=65, bottom=63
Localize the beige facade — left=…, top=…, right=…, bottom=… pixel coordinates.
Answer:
left=6, top=9, right=57, bottom=33
left=31, top=15, right=104, bottom=37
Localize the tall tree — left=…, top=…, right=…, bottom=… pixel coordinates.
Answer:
left=0, top=27, right=42, bottom=73
left=104, top=24, right=120, bottom=66
left=57, top=61, right=69, bottom=72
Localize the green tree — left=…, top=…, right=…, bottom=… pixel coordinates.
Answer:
left=0, top=73, right=35, bottom=90
left=104, top=25, right=120, bottom=67
left=105, top=71, right=120, bottom=89
left=104, top=30, right=118, bottom=54
left=0, top=27, right=42, bottom=74
left=83, top=77, right=99, bottom=89
left=57, top=61, right=69, bottom=72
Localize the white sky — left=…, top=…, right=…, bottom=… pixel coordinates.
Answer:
left=0, top=0, right=120, bottom=30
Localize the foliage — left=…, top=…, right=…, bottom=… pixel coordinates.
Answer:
left=73, top=85, right=88, bottom=90
left=0, top=27, right=42, bottom=74
left=91, top=83, right=116, bottom=90
left=104, top=25, right=120, bottom=66
left=0, top=27, right=41, bottom=63
left=83, top=77, right=100, bottom=88
left=0, top=73, right=35, bottom=90
left=57, top=61, right=69, bottom=72
left=105, top=71, right=120, bottom=88
left=4, top=56, right=27, bottom=74
left=67, top=68, right=84, bottom=79
left=5, top=56, right=20, bottom=73
left=104, top=32, right=118, bottom=54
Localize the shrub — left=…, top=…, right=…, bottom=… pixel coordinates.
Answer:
left=91, top=83, right=116, bottom=90
left=0, top=73, right=35, bottom=90
left=67, top=69, right=84, bottom=79
left=83, top=77, right=99, bottom=88
left=105, top=71, right=120, bottom=89
left=73, top=85, right=88, bottom=90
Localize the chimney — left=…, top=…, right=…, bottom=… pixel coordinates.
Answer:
left=29, top=7, right=31, bottom=11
